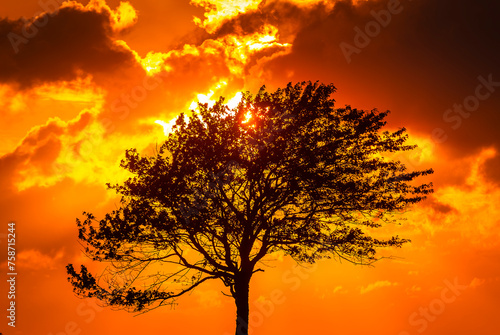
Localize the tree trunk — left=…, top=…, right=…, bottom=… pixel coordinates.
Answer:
left=234, top=273, right=251, bottom=335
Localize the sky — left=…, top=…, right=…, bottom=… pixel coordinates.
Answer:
left=0, top=0, right=499, bottom=334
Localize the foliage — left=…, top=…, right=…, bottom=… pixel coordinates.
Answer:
left=67, top=82, right=432, bottom=333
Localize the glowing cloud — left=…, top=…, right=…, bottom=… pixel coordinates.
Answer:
left=360, top=280, right=398, bottom=294
left=17, top=249, right=65, bottom=270
left=115, top=40, right=171, bottom=75
left=33, top=77, right=105, bottom=103
left=216, top=24, right=291, bottom=76
left=109, top=1, right=138, bottom=31
left=67, top=0, right=138, bottom=31
left=0, top=85, right=28, bottom=115
left=155, top=119, right=176, bottom=136
left=191, top=0, right=333, bottom=33
left=191, top=0, right=261, bottom=33
left=188, top=79, right=228, bottom=110
left=140, top=52, right=170, bottom=75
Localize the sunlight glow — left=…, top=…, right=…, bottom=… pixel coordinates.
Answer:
left=241, top=110, right=252, bottom=124
left=66, top=0, right=138, bottom=31
left=0, top=84, right=27, bottom=114
left=140, top=51, right=170, bottom=76
left=15, top=113, right=137, bottom=191
left=191, top=0, right=261, bottom=33
left=191, top=0, right=335, bottom=33
left=412, top=147, right=500, bottom=245
left=189, top=88, right=243, bottom=112
left=226, top=91, right=243, bottom=110
left=155, top=119, right=177, bottom=136
left=160, top=24, right=290, bottom=77
left=115, top=40, right=170, bottom=75
left=34, top=77, right=105, bottom=103
left=188, top=80, right=228, bottom=110
left=109, top=1, right=138, bottom=31
left=224, top=25, right=290, bottom=75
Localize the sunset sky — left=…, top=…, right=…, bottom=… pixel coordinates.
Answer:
left=1, top=0, right=500, bottom=334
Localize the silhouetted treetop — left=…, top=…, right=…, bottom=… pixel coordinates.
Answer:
left=67, top=81, right=433, bottom=335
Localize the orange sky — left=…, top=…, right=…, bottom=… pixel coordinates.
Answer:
left=1, top=0, right=500, bottom=334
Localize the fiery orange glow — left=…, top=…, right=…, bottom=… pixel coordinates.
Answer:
left=63, top=0, right=138, bottom=31
left=227, top=91, right=243, bottom=110
left=33, top=77, right=105, bottom=103
left=191, top=0, right=261, bottom=33
left=217, top=24, right=291, bottom=75
left=1, top=0, right=499, bottom=334
left=108, top=1, right=138, bottom=31
left=140, top=52, right=171, bottom=75
left=165, top=23, right=291, bottom=78
left=0, top=84, right=28, bottom=115
left=241, top=110, right=252, bottom=124
left=154, top=119, right=176, bottom=136
left=116, top=40, right=171, bottom=75
left=187, top=80, right=235, bottom=110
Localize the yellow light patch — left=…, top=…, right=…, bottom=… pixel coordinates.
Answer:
left=227, top=91, right=243, bottom=110
left=110, top=1, right=138, bottom=31
left=241, top=110, right=252, bottom=124
left=191, top=0, right=261, bottom=33
left=33, top=77, right=105, bottom=103
left=115, top=40, right=171, bottom=75
left=154, top=119, right=178, bottom=136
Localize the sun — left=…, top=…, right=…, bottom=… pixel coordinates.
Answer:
left=241, top=110, right=252, bottom=124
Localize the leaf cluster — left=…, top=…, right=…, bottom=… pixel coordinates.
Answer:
left=67, top=82, right=433, bottom=312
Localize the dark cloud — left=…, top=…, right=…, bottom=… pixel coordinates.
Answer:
left=250, top=0, right=500, bottom=182
left=0, top=4, right=137, bottom=89
left=211, top=0, right=331, bottom=42
left=176, top=0, right=500, bottom=184
left=482, top=155, right=500, bottom=183
left=3, top=0, right=500, bottom=185
left=0, top=119, right=63, bottom=195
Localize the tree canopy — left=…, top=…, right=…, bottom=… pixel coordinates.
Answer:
left=67, top=82, right=433, bottom=335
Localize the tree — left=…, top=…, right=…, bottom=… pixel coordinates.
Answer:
left=66, top=82, right=433, bottom=335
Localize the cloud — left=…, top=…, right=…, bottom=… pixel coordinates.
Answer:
left=0, top=1, right=140, bottom=89
left=0, top=116, right=68, bottom=194
left=360, top=280, right=398, bottom=294
left=249, top=0, right=500, bottom=182
left=183, top=0, right=500, bottom=189
left=401, top=148, right=500, bottom=246
left=0, top=84, right=28, bottom=114
left=17, top=248, right=65, bottom=270
left=194, top=289, right=223, bottom=307
left=406, top=285, right=421, bottom=294
left=191, top=0, right=262, bottom=33
left=106, top=1, right=138, bottom=31
left=192, top=0, right=334, bottom=39
left=469, top=278, right=486, bottom=289
left=333, top=285, right=346, bottom=294
left=0, top=106, right=99, bottom=191
left=1, top=2, right=500, bottom=334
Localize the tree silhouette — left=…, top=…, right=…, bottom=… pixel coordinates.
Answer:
left=66, top=82, right=433, bottom=335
